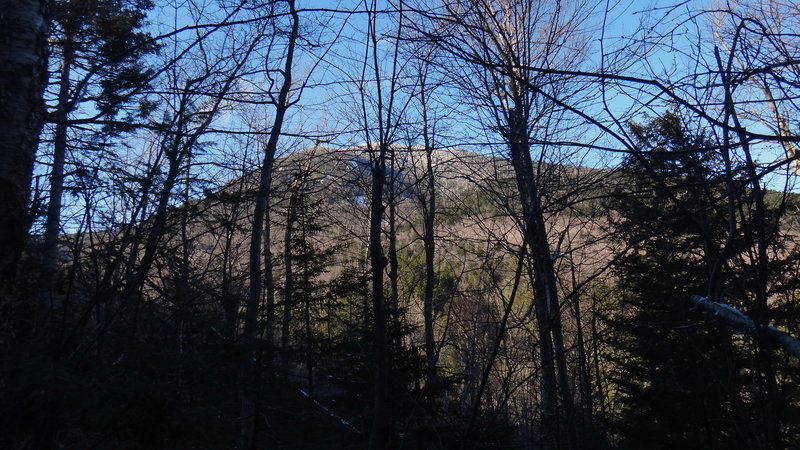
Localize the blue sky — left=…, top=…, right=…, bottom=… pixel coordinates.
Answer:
left=135, top=0, right=800, bottom=190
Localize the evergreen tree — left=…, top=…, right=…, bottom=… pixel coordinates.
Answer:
left=605, top=111, right=752, bottom=448
left=39, top=0, right=157, bottom=312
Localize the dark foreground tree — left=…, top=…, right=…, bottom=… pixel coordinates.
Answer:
left=39, top=0, right=157, bottom=312
left=241, top=1, right=300, bottom=447
left=412, top=1, right=594, bottom=445
left=0, top=0, right=47, bottom=339
left=605, top=111, right=800, bottom=448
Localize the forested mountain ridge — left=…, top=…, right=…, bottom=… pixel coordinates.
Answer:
left=12, top=139, right=800, bottom=449
left=161, top=143, right=609, bottom=303
left=10, top=144, right=618, bottom=449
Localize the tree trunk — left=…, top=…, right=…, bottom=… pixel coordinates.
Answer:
left=0, top=0, right=47, bottom=340
left=716, top=48, right=783, bottom=447
left=420, top=86, right=438, bottom=393
left=367, top=149, right=390, bottom=450
left=569, top=258, right=593, bottom=429
left=40, top=36, right=74, bottom=318
left=465, top=245, right=526, bottom=441
left=221, top=213, right=238, bottom=342
left=526, top=259, right=558, bottom=447
left=240, top=3, right=298, bottom=447
left=264, top=205, right=275, bottom=349
left=281, top=183, right=298, bottom=376
left=387, top=154, right=400, bottom=343
left=590, top=296, right=605, bottom=419
left=508, top=124, right=576, bottom=447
